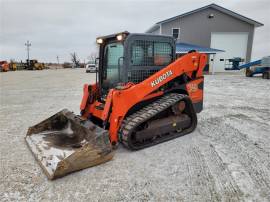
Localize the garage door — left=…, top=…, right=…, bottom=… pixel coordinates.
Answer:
left=210, top=32, right=248, bottom=72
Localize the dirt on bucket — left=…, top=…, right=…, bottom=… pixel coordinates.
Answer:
left=25, top=109, right=114, bottom=180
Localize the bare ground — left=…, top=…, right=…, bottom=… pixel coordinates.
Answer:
left=0, top=69, right=269, bottom=201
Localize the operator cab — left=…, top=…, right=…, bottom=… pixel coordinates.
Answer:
left=96, top=31, right=176, bottom=96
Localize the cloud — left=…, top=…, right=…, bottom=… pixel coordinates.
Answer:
left=0, top=0, right=269, bottom=62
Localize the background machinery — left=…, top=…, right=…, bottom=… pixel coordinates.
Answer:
left=242, top=56, right=270, bottom=79
left=9, top=61, right=17, bottom=71
left=225, top=56, right=270, bottom=79
left=224, top=57, right=244, bottom=70
left=0, top=61, right=9, bottom=72
left=25, top=59, right=45, bottom=70
left=25, top=32, right=207, bottom=179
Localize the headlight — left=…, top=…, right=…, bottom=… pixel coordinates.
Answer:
left=116, top=34, right=123, bottom=41
left=96, top=38, right=103, bottom=44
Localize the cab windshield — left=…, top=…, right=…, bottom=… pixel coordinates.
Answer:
left=103, top=42, right=124, bottom=84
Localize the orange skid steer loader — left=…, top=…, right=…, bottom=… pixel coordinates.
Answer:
left=26, top=32, right=207, bottom=179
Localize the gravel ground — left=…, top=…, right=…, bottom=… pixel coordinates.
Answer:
left=0, top=69, right=270, bottom=202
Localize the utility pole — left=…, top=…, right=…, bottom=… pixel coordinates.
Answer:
left=56, top=56, right=59, bottom=65
left=25, top=40, right=31, bottom=67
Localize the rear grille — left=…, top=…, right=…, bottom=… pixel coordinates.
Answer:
left=128, top=69, right=159, bottom=83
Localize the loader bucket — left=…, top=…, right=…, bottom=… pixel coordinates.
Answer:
left=25, top=109, right=114, bottom=180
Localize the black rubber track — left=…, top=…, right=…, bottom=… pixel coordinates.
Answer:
left=119, top=93, right=197, bottom=150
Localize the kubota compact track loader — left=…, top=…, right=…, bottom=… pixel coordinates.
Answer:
left=26, top=32, right=207, bottom=179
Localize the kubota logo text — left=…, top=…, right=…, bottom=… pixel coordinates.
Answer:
left=151, top=70, right=173, bottom=87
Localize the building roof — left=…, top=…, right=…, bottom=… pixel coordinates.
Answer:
left=146, top=3, right=263, bottom=33
left=176, top=42, right=224, bottom=54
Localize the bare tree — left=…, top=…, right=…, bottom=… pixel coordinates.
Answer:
left=70, top=52, right=80, bottom=68
left=87, top=52, right=98, bottom=63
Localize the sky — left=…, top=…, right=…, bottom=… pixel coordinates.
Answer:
left=0, top=0, right=269, bottom=63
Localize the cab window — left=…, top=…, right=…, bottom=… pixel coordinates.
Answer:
left=131, top=41, right=172, bottom=66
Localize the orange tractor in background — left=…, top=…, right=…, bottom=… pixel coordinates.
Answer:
left=0, top=61, right=10, bottom=72
left=26, top=32, right=207, bottom=179
left=0, top=61, right=17, bottom=72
